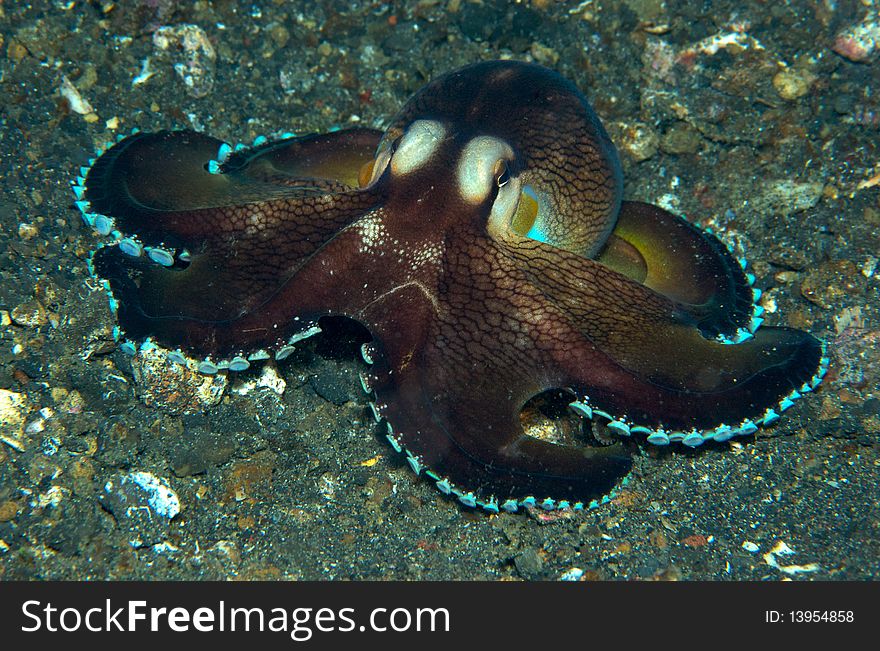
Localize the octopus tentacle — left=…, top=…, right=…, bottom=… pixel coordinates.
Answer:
left=363, top=223, right=822, bottom=506
left=81, top=129, right=381, bottom=252
left=360, top=271, right=633, bottom=509
left=85, top=130, right=385, bottom=358
left=371, top=364, right=634, bottom=510
left=91, top=195, right=385, bottom=358
left=598, top=201, right=757, bottom=340
left=496, top=235, right=824, bottom=437
left=221, top=127, right=382, bottom=187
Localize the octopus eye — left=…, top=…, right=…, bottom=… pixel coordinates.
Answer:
left=364, top=132, right=409, bottom=187
left=458, top=136, right=523, bottom=240
left=496, top=162, right=511, bottom=188
left=389, top=120, right=447, bottom=177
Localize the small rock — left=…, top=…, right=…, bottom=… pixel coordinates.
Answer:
left=513, top=547, right=544, bottom=579
left=752, top=179, right=824, bottom=217
left=832, top=14, right=880, bottom=62
left=614, top=121, right=659, bottom=162
left=310, top=364, right=356, bottom=406
left=559, top=567, right=585, bottom=581
left=59, top=74, right=96, bottom=116
left=59, top=389, right=85, bottom=415
left=99, top=471, right=180, bottom=548
left=7, top=40, right=27, bottom=63
left=152, top=24, right=217, bottom=98
left=0, top=388, right=29, bottom=452
left=233, top=364, right=286, bottom=397
left=681, top=533, right=710, bottom=548
left=456, top=0, right=501, bottom=41
left=772, top=68, right=814, bottom=101
left=0, top=500, right=22, bottom=522
left=833, top=94, right=855, bottom=115
left=660, top=122, right=702, bottom=155
left=267, top=22, right=290, bottom=49
left=11, top=299, right=48, bottom=327
left=17, top=222, right=39, bottom=240
left=130, top=346, right=227, bottom=416
left=280, top=63, right=316, bottom=95
left=530, top=42, right=559, bottom=66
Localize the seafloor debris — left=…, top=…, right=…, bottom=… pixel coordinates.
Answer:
left=832, top=7, right=879, bottom=62
left=0, top=389, right=29, bottom=452
left=674, top=19, right=765, bottom=65
left=129, top=345, right=227, bottom=415
left=611, top=121, right=660, bottom=162
left=772, top=66, right=816, bottom=101
left=99, top=470, right=181, bottom=549
left=59, top=74, right=97, bottom=121
left=752, top=179, right=824, bottom=217
left=763, top=540, right=820, bottom=576
left=152, top=24, right=216, bottom=98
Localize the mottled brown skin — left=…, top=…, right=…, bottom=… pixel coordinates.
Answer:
left=84, top=61, right=823, bottom=506
left=374, top=61, right=623, bottom=258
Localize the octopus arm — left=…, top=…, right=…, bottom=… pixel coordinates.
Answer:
left=598, top=201, right=756, bottom=339
left=360, top=235, right=634, bottom=505
left=83, top=129, right=382, bottom=250
left=86, top=130, right=388, bottom=357
left=505, top=239, right=824, bottom=433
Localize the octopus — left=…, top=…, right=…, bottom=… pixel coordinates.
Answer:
left=73, top=61, right=827, bottom=513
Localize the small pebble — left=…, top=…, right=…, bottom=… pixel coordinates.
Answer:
left=559, top=567, right=585, bottom=581
left=772, top=68, right=814, bottom=101
left=0, top=500, right=21, bottom=522
left=513, top=547, right=544, bottom=579
left=530, top=42, right=559, bottom=66
left=153, top=24, right=216, bottom=98
left=11, top=300, right=48, bottom=327
left=660, top=122, right=702, bottom=155
left=615, top=121, right=659, bottom=162
left=59, top=74, right=95, bottom=115
left=100, top=471, right=181, bottom=548
left=18, top=222, right=38, bottom=240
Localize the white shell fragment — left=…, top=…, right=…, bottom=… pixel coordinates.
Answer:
left=60, top=75, right=95, bottom=115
